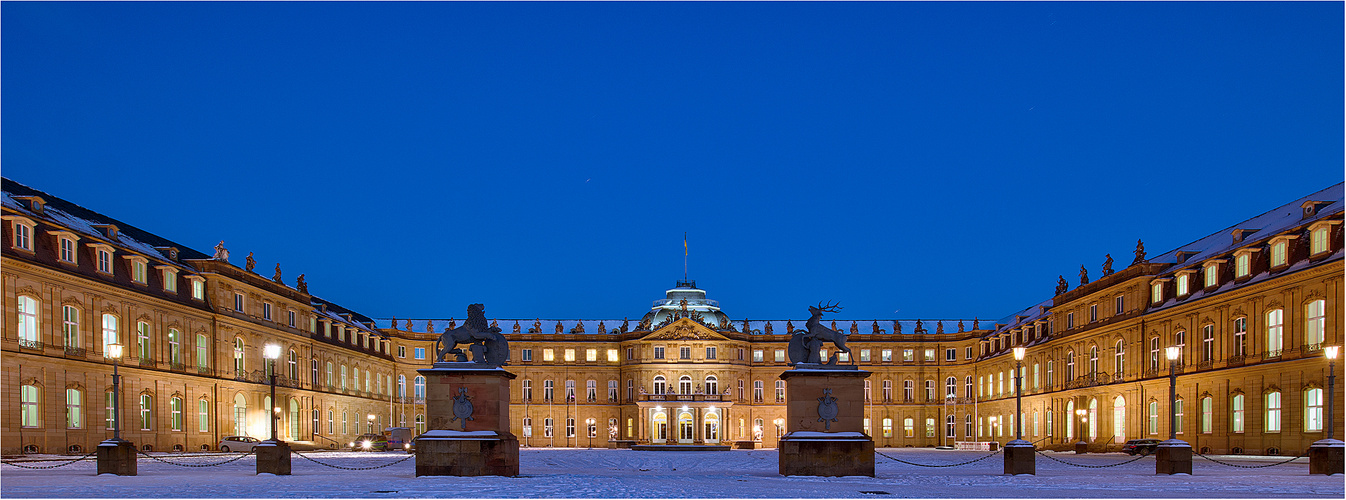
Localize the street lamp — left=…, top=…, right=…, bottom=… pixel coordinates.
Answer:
left=1012, top=347, right=1026, bottom=440
left=368, top=414, right=376, bottom=434
left=1326, top=346, right=1339, bottom=441
left=1309, top=346, right=1342, bottom=475
left=586, top=418, right=596, bottom=448
left=1165, top=346, right=1181, bottom=440
left=106, top=343, right=124, bottom=442
left=262, top=344, right=281, bottom=442
left=1075, top=408, right=1088, bottom=453
left=1004, top=346, right=1035, bottom=475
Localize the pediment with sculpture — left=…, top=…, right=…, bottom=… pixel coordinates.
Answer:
left=640, top=318, right=728, bottom=341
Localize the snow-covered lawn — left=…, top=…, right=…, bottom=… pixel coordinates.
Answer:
left=2, top=448, right=1341, bottom=498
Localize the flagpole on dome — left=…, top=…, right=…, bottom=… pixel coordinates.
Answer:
left=684, top=232, right=688, bottom=281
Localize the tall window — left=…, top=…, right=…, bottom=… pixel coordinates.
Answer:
left=1112, top=396, right=1126, bottom=441
left=137, top=322, right=151, bottom=360
left=544, top=380, right=555, bottom=400
left=287, top=350, right=297, bottom=380
left=903, top=418, right=915, bottom=438
left=168, top=328, right=181, bottom=365
left=1200, top=396, right=1212, bottom=433
left=945, top=377, right=957, bottom=398
left=66, top=388, right=82, bottom=429
left=564, top=380, right=576, bottom=400
left=1312, top=225, right=1330, bottom=254
left=1114, top=340, right=1125, bottom=374
left=521, top=379, right=532, bottom=400
left=106, top=392, right=116, bottom=430
left=63, top=305, right=80, bottom=348
left=1148, top=401, right=1158, bottom=435
left=882, top=380, right=893, bottom=401
left=21, top=385, right=39, bottom=428
left=1306, top=388, right=1324, bottom=432
left=1088, top=346, right=1099, bottom=376
left=60, top=236, right=76, bottom=262
left=1065, top=351, right=1075, bottom=380
left=199, top=399, right=210, bottom=432
left=585, top=380, right=597, bottom=401
left=1305, top=299, right=1326, bottom=346
left=678, top=376, right=692, bottom=395
left=1176, top=274, right=1189, bottom=296
left=608, top=380, right=618, bottom=401
left=102, top=314, right=119, bottom=353
left=97, top=249, right=112, bottom=274
left=233, top=338, right=245, bottom=374
left=196, top=334, right=209, bottom=369
left=1266, top=309, right=1283, bottom=356
left=705, top=375, right=718, bottom=395
left=1201, top=325, right=1214, bottom=362
left=966, top=375, right=974, bottom=397
left=1173, top=398, right=1184, bottom=434
left=1271, top=240, right=1287, bottom=266
left=882, top=418, right=893, bottom=438
left=1265, top=391, right=1282, bottom=432
left=163, top=268, right=177, bottom=292
left=566, top=417, right=576, bottom=437
left=17, top=296, right=39, bottom=343
left=522, top=417, right=532, bottom=438
left=170, top=397, right=183, bottom=431
left=753, top=380, right=763, bottom=401
left=1203, top=263, right=1218, bottom=287
left=1232, top=394, right=1245, bottom=433
left=903, top=380, right=914, bottom=401
left=1234, top=253, right=1250, bottom=277
left=139, top=394, right=153, bottom=430
left=924, top=379, right=935, bottom=400
left=1233, top=317, right=1247, bottom=357
left=544, top=418, right=554, bottom=438
left=1150, top=337, right=1160, bottom=371
left=775, top=381, right=786, bottom=402
left=414, top=376, right=426, bottom=399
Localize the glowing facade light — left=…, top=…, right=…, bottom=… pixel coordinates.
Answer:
left=1012, top=346, right=1026, bottom=361
left=1326, top=346, right=1340, bottom=360
left=263, top=344, right=281, bottom=360
left=1165, top=346, right=1181, bottom=361
left=106, top=343, right=124, bottom=359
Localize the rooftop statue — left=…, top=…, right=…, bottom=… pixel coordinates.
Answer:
left=1132, top=239, right=1147, bottom=265
left=787, top=302, right=852, bottom=366
left=957, top=320, right=965, bottom=333
left=530, top=319, right=541, bottom=333
left=434, top=303, right=509, bottom=367
left=872, top=321, right=886, bottom=334
left=513, top=320, right=521, bottom=334
left=1055, top=275, right=1068, bottom=295
left=213, top=241, right=229, bottom=262
left=1102, top=254, right=1114, bottom=277
left=273, top=263, right=283, bottom=283
left=296, top=274, right=307, bottom=293
left=936, top=321, right=944, bottom=334
left=245, top=252, right=256, bottom=273
left=1079, top=265, right=1089, bottom=285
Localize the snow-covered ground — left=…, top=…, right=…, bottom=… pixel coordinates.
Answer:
left=2, top=448, right=1342, bottom=498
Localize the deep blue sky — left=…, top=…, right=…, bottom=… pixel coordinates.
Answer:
left=3, top=2, right=1342, bottom=324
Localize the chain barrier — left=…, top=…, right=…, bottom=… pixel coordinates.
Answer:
left=291, top=450, right=415, bottom=470
left=0, top=451, right=98, bottom=469
left=876, top=447, right=1003, bottom=468
left=1033, top=449, right=1150, bottom=468
left=136, top=449, right=255, bottom=467
left=1193, top=451, right=1307, bottom=469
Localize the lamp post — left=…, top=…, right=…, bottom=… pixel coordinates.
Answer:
left=368, top=414, right=376, bottom=435
left=1075, top=408, right=1088, bottom=454
left=1155, top=345, right=1192, bottom=474
left=1309, top=346, right=1343, bottom=475
left=1003, top=346, right=1035, bottom=474
left=96, top=342, right=136, bottom=476
left=586, top=418, right=595, bottom=448
left=107, top=343, right=124, bottom=442
left=263, top=344, right=281, bottom=442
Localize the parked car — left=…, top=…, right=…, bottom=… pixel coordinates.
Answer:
left=349, top=433, right=389, bottom=451
left=218, top=436, right=261, bottom=452
left=1122, top=439, right=1161, bottom=456
left=385, top=427, right=413, bottom=452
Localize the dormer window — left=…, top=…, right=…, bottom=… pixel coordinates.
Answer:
left=1173, top=272, right=1195, bottom=295
left=93, top=224, right=119, bottom=240
left=1268, top=235, right=1296, bottom=267
left=1308, top=220, right=1339, bottom=255
left=157, top=266, right=178, bottom=293
left=13, top=195, right=45, bottom=214
left=4, top=215, right=36, bottom=252
left=87, top=243, right=115, bottom=275
left=49, top=230, right=80, bottom=264
left=1202, top=260, right=1225, bottom=288
left=1232, top=249, right=1258, bottom=279
left=186, top=276, right=205, bottom=300
left=1150, top=278, right=1170, bottom=304
left=124, top=255, right=149, bottom=284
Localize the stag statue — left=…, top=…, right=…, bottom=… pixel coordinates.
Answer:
left=788, top=301, right=852, bottom=366
left=435, top=303, right=509, bottom=367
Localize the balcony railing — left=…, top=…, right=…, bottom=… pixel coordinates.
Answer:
left=64, top=346, right=86, bottom=358
left=1227, top=355, right=1246, bottom=367
left=18, top=338, right=42, bottom=350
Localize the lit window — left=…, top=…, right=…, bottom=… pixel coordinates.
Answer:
left=1174, top=398, right=1184, bottom=434
left=753, top=349, right=764, bottom=362
left=1305, top=299, right=1326, bottom=346
left=882, top=418, right=892, bottom=438
left=1266, top=391, right=1281, bottom=432
left=1266, top=308, right=1283, bottom=356
left=190, top=278, right=205, bottom=301
left=607, top=349, right=618, bottom=362
left=96, top=247, right=113, bottom=274
left=1203, top=262, right=1219, bottom=288
left=137, top=321, right=151, bottom=360
left=1310, top=225, right=1330, bottom=254
left=1306, top=388, right=1324, bottom=432
left=1151, top=282, right=1163, bottom=304
left=17, top=295, right=39, bottom=343
left=1234, top=252, right=1250, bottom=278
left=775, top=381, right=785, bottom=402
left=131, top=258, right=148, bottom=284
left=170, top=397, right=183, bottom=431
left=139, top=394, right=153, bottom=430
left=12, top=220, right=33, bottom=251
left=1200, top=396, right=1212, bottom=434
left=167, top=328, right=181, bottom=365
left=1270, top=240, right=1288, bottom=267
left=881, top=349, right=893, bottom=362
left=923, top=349, right=934, bottom=361
left=1201, top=325, right=1214, bottom=362
left=564, top=349, right=576, bottom=362
left=1176, top=274, right=1189, bottom=296
left=774, top=349, right=785, bottom=362
left=195, top=334, right=208, bottom=369
left=62, top=305, right=80, bottom=348
left=160, top=267, right=177, bottom=292
left=58, top=236, right=78, bottom=263
left=859, top=349, right=870, bottom=362
left=902, top=349, right=913, bottom=362
left=1233, top=317, right=1247, bottom=357
left=21, top=385, right=39, bottom=428
left=544, top=348, right=555, bottom=361
left=199, top=399, right=210, bottom=432
left=903, top=418, right=914, bottom=438
left=1148, top=401, right=1158, bottom=435
left=585, top=349, right=597, bottom=362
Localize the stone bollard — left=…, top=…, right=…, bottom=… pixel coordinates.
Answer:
left=1308, top=439, right=1343, bottom=475
left=1003, top=439, right=1035, bottom=475
left=1074, top=441, right=1088, bottom=454
left=96, top=439, right=137, bottom=476
left=1155, top=439, right=1192, bottom=475
left=255, top=440, right=291, bottom=475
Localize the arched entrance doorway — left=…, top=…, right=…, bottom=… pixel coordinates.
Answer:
left=677, top=411, right=694, bottom=443
left=703, top=411, right=720, bottom=443
left=652, top=411, right=668, bottom=443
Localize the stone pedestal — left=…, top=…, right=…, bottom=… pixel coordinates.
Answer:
left=255, top=440, right=291, bottom=475
left=1074, top=441, right=1088, bottom=454
left=1003, top=439, right=1036, bottom=475
left=1155, top=439, right=1192, bottom=475
left=415, top=363, right=519, bottom=477
left=96, top=439, right=137, bottom=476
left=777, top=367, right=874, bottom=477
left=1308, top=439, right=1343, bottom=475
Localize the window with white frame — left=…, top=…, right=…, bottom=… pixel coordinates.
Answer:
left=1176, top=273, right=1190, bottom=296
left=1089, top=304, right=1097, bottom=322
left=903, top=380, right=914, bottom=401
left=233, top=293, right=244, bottom=312
left=137, top=321, right=151, bottom=360
left=966, top=375, right=974, bottom=397
left=160, top=267, right=177, bottom=292
left=170, top=396, right=183, bottom=431
left=1151, top=282, right=1163, bottom=304
left=288, top=310, right=296, bottom=328
left=414, top=347, right=425, bottom=360
left=1148, top=401, right=1158, bottom=435
left=521, top=348, right=531, bottom=361
left=1266, top=308, right=1283, bottom=356
left=924, top=349, right=935, bottom=361
left=585, top=380, right=597, bottom=401
left=585, top=349, right=597, bottom=362
left=190, top=278, right=205, bottom=301
left=59, top=236, right=78, bottom=263
left=881, top=349, right=892, bottom=362
left=196, top=334, right=209, bottom=369
left=414, top=376, right=426, bottom=399
left=1201, top=325, right=1214, bottom=362
left=66, top=389, right=82, bottom=429
left=753, top=349, right=764, bottom=362
left=1115, top=295, right=1124, bottom=315
left=1201, top=396, right=1213, bottom=433
left=21, top=385, right=40, bottom=428
left=1174, top=330, right=1186, bottom=365
left=139, top=394, right=153, bottom=430
left=1233, top=317, right=1247, bottom=357
left=1265, top=391, right=1281, bottom=432
left=130, top=258, right=148, bottom=284
left=1114, top=340, right=1125, bottom=374
left=608, top=380, right=618, bottom=401
left=753, top=380, right=763, bottom=401
left=168, top=328, right=181, bottom=365
left=653, top=347, right=664, bottom=359
left=966, top=346, right=974, bottom=359
left=17, top=295, right=39, bottom=343
left=775, top=380, right=786, bottom=402
left=1066, top=312, right=1075, bottom=329
left=1305, top=388, right=1324, bottom=432
left=11, top=219, right=33, bottom=251
left=565, top=380, right=576, bottom=400
left=1234, top=252, right=1250, bottom=278
left=1174, top=398, right=1184, bottom=433
left=774, top=349, right=785, bottom=362
left=945, top=376, right=957, bottom=398
left=1149, top=337, right=1160, bottom=371
left=96, top=247, right=113, bottom=274
left=263, top=303, right=272, bottom=321
left=1203, top=262, right=1220, bottom=287
left=946, top=348, right=956, bottom=361
left=1305, top=299, right=1326, bottom=346
left=200, top=399, right=210, bottom=432
left=607, top=349, right=618, bottom=362
left=1311, top=224, right=1331, bottom=254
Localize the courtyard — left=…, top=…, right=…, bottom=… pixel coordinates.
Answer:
left=2, top=448, right=1342, bottom=498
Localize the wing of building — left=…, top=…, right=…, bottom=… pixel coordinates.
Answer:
left=3, top=177, right=1341, bottom=456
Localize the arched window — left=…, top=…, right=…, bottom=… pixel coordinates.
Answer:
left=325, top=362, right=334, bottom=388
left=522, top=417, right=532, bottom=438
left=653, top=376, right=666, bottom=395
left=1267, top=309, right=1284, bottom=356
left=196, top=334, right=209, bottom=369
left=66, top=388, right=82, bottom=429
left=1065, top=351, right=1075, bottom=380
left=139, top=394, right=153, bottom=430
left=398, top=375, right=406, bottom=398
left=102, top=314, right=119, bottom=352
left=342, top=410, right=348, bottom=435
left=289, top=399, right=300, bottom=439
left=1148, top=401, right=1159, bottom=434
left=903, top=417, right=914, bottom=438
left=945, top=377, right=957, bottom=398
left=200, top=399, right=211, bottom=432
left=705, top=375, right=718, bottom=395
left=1266, top=391, right=1282, bottom=432
left=233, top=394, right=247, bottom=436
left=1088, top=346, right=1099, bottom=376
left=1113, top=396, right=1126, bottom=442
left=17, top=296, right=39, bottom=343
left=1065, top=400, right=1076, bottom=439
left=902, top=380, right=913, bottom=401
left=1306, top=388, right=1324, bottom=432
left=1201, top=396, right=1214, bottom=433
left=1087, top=398, right=1097, bottom=440
left=340, top=365, right=348, bottom=390
left=678, top=375, right=693, bottom=395
left=881, top=418, right=892, bottom=438
left=1114, top=340, right=1125, bottom=375
left=20, top=385, right=40, bottom=428
left=585, top=380, right=597, bottom=401
left=414, top=376, right=426, bottom=400
left=287, top=350, right=297, bottom=380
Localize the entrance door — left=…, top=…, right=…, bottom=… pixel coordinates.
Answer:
left=704, top=412, right=720, bottom=443
left=652, top=411, right=668, bottom=443
left=678, top=411, right=694, bottom=443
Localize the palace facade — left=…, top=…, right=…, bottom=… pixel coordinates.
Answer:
left=3, top=177, right=1342, bottom=456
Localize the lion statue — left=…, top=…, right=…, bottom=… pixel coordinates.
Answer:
left=435, top=303, right=509, bottom=367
